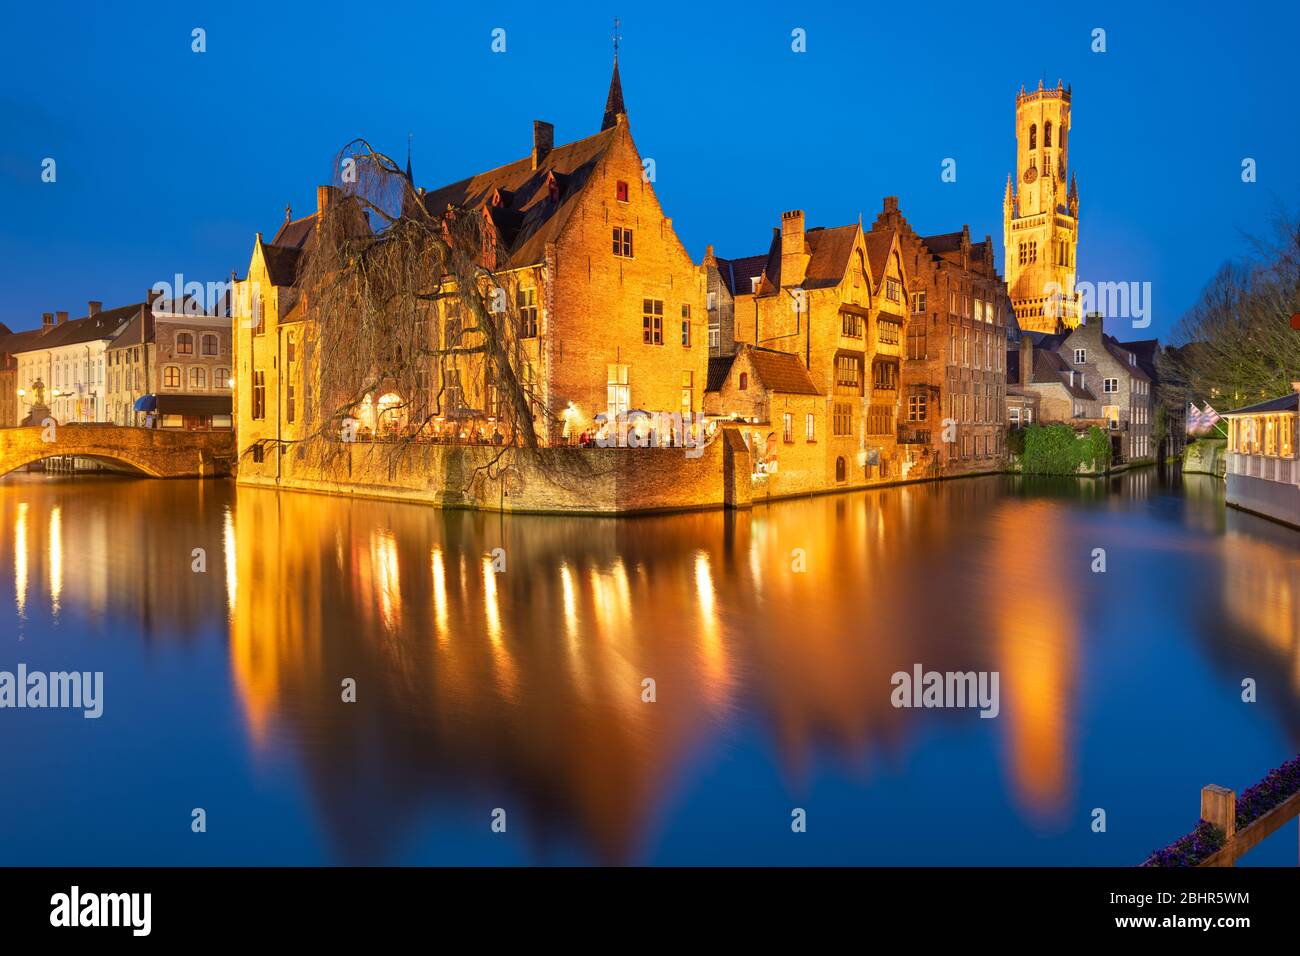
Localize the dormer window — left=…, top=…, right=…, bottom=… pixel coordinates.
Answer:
left=616, top=180, right=629, bottom=203
left=547, top=175, right=560, bottom=203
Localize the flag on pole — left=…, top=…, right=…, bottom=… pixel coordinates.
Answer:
left=1202, top=404, right=1223, bottom=436
left=1186, top=402, right=1203, bottom=435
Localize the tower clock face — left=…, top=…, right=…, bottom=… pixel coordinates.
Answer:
left=1023, top=166, right=1038, bottom=184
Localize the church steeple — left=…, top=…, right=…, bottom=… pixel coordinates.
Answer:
left=405, top=133, right=414, bottom=183
left=600, top=18, right=626, bottom=130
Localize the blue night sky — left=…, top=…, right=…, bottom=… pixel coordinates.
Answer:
left=1, top=0, right=1296, bottom=341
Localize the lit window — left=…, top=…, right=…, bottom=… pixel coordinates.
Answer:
left=176, top=332, right=194, bottom=355
left=642, top=299, right=663, bottom=345
left=164, top=366, right=180, bottom=388
left=517, top=288, right=538, bottom=337
left=606, top=364, right=629, bottom=417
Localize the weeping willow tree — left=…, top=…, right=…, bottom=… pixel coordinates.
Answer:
left=1162, top=206, right=1300, bottom=410
left=288, top=139, right=566, bottom=493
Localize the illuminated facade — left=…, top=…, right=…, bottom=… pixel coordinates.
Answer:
left=1223, top=389, right=1300, bottom=527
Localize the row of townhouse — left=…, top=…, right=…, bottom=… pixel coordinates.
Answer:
left=0, top=296, right=232, bottom=430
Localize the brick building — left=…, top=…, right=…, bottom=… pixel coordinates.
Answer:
left=704, top=343, right=825, bottom=496
left=872, top=198, right=1010, bottom=475
left=705, top=207, right=914, bottom=488
left=1005, top=335, right=1099, bottom=426
left=234, top=56, right=708, bottom=484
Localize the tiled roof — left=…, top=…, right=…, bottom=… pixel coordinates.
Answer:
left=715, top=254, right=767, bottom=297
left=1224, top=392, right=1299, bottom=416
left=861, top=228, right=896, bottom=289
left=262, top=244, right=306, bottom=287
left=1035, top=349, right=1095, bottom=399
left=0, top=326, right=54, bottom=357
left=271, top=214, right=317, bottom=250
left=921, top=231, right=963, bottom=255
left=1118, top=337, right=1160, bottom=380
left=750, top=223, right=866, bottom=293
left=419, top=126, right=619, bottom=270
left=706, top=354, right=736, bottom=392
left=746, top=347, right=821, bottom=396
left=8, top=303, right=141, bottom=353
left=1102, top=334, right=1151, bottom=381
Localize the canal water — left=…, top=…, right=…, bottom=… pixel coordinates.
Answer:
left=1, top=468, right=1298, bottom=866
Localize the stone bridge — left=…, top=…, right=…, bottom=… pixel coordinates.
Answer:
left=0, top=425, right=234, bottom=478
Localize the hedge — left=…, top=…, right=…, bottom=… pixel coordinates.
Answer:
left=1021, top=424, right=1110, bottom=475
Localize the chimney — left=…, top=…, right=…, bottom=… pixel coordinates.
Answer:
left=41, top=312, right=53, bottom=332
left=1019, top=336, right=1032, bottom=388
left=147, top=288, right=163, bottom=308
left=316, top=185, right=332, bottom=217
left=703, top=244, right=716, bottom=267
left=87, top=300, right=102, bottom=316
left=56, top=310, right=69, bottom=326
left=780, top=210, right=809, bottom=287
left=532, top=120, right=554, bottom=169
left=1087, top=311, right=1104, bottom=335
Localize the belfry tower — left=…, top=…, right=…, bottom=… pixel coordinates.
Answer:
left=1003, top=80, right=1080, bottom=333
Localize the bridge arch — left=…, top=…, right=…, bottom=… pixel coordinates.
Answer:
left=0, top=425, right=233, bottom=479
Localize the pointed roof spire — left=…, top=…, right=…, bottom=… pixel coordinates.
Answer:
left=405, top=133, right=413, bottom=183
left=601, top=18, right=625, bottom=130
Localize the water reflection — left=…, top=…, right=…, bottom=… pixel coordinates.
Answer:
left=3, top=468, right=1300, bottom=864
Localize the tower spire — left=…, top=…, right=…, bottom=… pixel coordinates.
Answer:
left=601, top=18, right=625, bottom=130
left=405, top=133, right=413, bottom=183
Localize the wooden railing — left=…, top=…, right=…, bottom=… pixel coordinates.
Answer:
left=1197, top=783, right=1300, bottom=866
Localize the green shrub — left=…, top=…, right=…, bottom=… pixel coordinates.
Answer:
left=1022, top=424, right=1111, bottom=475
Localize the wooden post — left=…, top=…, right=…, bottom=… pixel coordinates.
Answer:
left=1202, top=784, right=1236, bottom=840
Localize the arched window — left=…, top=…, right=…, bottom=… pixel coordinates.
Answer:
left=201, top=333, right=219, bottom=356
left=189, top=366, right=206, bottom=389
left=376, top=392, right=406, bottom=434
left=1044, top=121, right=1052, bottom=148
left=1029, top=124, right=1037, bottom=150
left=738, top=372, right=748, bottom=391
left=215, top=368, right=231, bottom=389
left=176, top=332, right=194, bottom=355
